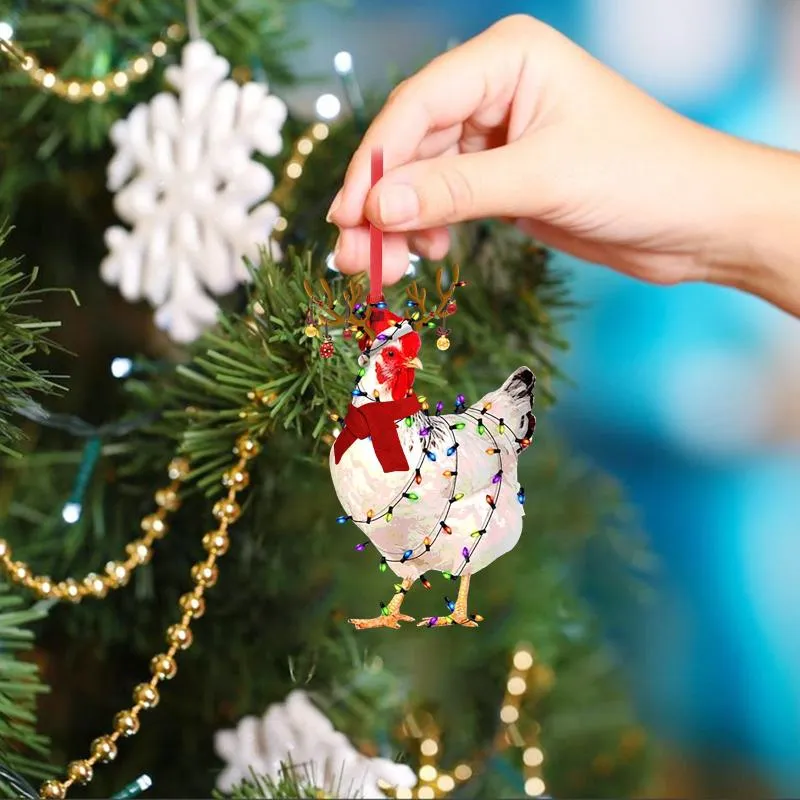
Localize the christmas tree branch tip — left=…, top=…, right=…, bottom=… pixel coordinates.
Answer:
left=0, top=225, right=72, bottom=458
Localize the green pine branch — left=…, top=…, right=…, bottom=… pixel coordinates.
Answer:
left=0, top=224, right=67, bottom=458
left=0, top=583, right=52, bottom=795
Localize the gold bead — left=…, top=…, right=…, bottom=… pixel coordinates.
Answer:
left=234, top=436, right=260, bottom=459
left=212, top=500, right=240, bottom=523
left=63, top=578, right=81, bottom=602
left=39, top=779, right=67, bottom=800
left=150, top=653, right=177, bottom=680
left=133, top=683, right=159, bottom=708
left=36, top=577, right=54, bottom=598
left=113, top=710, right=140, bottom=736
left=84, top=573, right=108, bottom=598
left=67, top=759, right=93, bottom=784
left=0, top=539, right=9, bottom=558
left=105, top=561, right=130, bottom=587
left=191, top=562, right=218, bottom=588
left=91, top=734, right=118, bottom=762
left=222, top=468, right=250, bottom=491
left=179, top=592, right=205, bottom=618
left=436, top=335, right=451, bottom=351
left=304, top=324, right=319, bottom=338
left=155, top=488, right=180, bottom=511
left=141, top=514, right=168, bottom=538
left=11, top=562, right=29, bottom=582
left=166, top=623, right=193, bottom=650
left=126, top=539, right=152, bottom=564
left=168, top=457, right=190, bottom=481
left=202, top=531, right=229, bottom=556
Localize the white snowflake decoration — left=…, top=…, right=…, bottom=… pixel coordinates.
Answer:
left=101, top=39, right=287, bottom=343
left=213, top=690, right=417, bottom=798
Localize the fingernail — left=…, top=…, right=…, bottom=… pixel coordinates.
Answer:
left=378, top=184, right=419, bottom=226
left=326, top=190, right=343, bottom=222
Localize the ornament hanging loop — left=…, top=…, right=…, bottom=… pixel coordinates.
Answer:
left=368, top=148, right=384, bottom=304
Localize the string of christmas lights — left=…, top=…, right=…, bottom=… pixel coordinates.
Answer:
left=0, top=21, right=186, bottom=102
left=378, top=644, right=550, bottom=799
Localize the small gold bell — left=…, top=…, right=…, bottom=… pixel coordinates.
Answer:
left=436, top=335, right=451, bottom=351
left=304, top=324, right=319, bottom=338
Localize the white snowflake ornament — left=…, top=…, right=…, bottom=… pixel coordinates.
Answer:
left=213, top=690, right=417, bottom=798
left=101, top=38, right=287, bottom=343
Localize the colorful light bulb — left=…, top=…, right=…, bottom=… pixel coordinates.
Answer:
left=461, top=546, right=470, bottom=560
left=426, top=450, right=437, bottom=461
left=419, top=427, right=431, bottom=437
left=451, top=422, right=466, bottom=431
left=492, top=471, right=503, bottom=484
left=355, top=541, right=368, bottom=551
left=427, top=617, right=439, bottom=627
left=498, top=420, right=506, bottom=434
left=446, top=445, right=457, bottom=456
left=477, top=423, right=486, bottom=435
left=445, top=597, right=455, bottom=612
left=517, top=488, right=526, bottom=504
left=486, top=495, right=496, bottom=508
left=405, top=492, right=419, bottom=501
left=442, top=571, right=452, bottom=580
left=456, top=394, right=465, bottom=406
left=440, top=522, right=452, bottom=535
left=423, top=537, right=432, bottom=550
left=379, top=558, right=387, bottom=572
left=402, top=549, right=413, bottom=562
left=414, top=471, right=422, bottom=485
left=380, top=602, right=390, bottom=616
left=405, top=417, right=413, bottom=427
left=486, top=448, right=500, bottom=455
left=337, top=515, right=351, bottom=524
left=420, top=574, right=431, bottom=589
left=453, top=492, right=464, bottom=501
left=436, top=401, right=444, bottom=414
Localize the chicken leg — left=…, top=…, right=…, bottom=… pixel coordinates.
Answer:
left=349, top=578, right=415, bottom=630
left=418, top=574, right=484, bottom=627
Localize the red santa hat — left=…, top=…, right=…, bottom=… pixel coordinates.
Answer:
left=358, top=307, right=407, bottom=351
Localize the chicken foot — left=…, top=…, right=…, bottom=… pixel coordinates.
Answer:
left=349, top=578, right=415, bottom=630
left=418, top=574, right=484, bottom=628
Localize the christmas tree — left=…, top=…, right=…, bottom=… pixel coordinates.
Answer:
left=0, top=3, right=655, bottom=798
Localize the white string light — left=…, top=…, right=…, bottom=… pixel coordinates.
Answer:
left=333, top=50, right=353, bottom=74
left=315, top=93, right=341, bottom=120
left=0, top=21, right=13, bottom=41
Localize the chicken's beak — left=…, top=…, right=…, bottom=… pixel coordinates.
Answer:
left=405, top=357, right=423, bottom=370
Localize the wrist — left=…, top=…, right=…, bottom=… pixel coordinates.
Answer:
left=700, top=136, right=800, bottom=315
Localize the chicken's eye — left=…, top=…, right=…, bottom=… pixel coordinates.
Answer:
left=385, top=350, right=396, bottom=358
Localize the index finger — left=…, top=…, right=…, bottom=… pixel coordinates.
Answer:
left=330, top=22, right=524, bottom=227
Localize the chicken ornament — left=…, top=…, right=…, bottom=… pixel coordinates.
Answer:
left=309, top=151, right=536, bottom=631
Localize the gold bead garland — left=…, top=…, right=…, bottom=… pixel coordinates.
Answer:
left=382, top=644, right=550, bottom=799
left=0, top=23, right=186, bottom=103
left=36, top=433, right=259, bottom=800
left=0, top=457, right=190, bottom=601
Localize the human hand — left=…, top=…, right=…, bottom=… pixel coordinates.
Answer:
left=327, top=14, right=800, bottom=315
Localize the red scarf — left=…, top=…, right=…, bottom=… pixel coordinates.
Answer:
left=333, top=394, right=422, bottom=473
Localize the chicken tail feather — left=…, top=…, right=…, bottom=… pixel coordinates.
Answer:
left=476, top=367, right=536, bottom=441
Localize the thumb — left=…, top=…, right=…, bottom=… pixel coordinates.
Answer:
left=364, top=142, right=542, bottom=231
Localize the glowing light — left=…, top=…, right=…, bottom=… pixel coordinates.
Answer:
left=417, top=787, right=435, bottom=800
left=61, top=502, right=82, bottom=524
left=507, top=676, right=527, bottom=695
left=500, top=704, right=519, bottom=723
left=337, top=515, right=350, bottom=524
left=333, top=50, right=353, bottom=74
left=420, top=574, right=431, bottom=589
left=454, top=764, right=472, bottom=781
left=419, top=765, right=437, bottom=782
left=315, top=93, right=341, bottom=120
left=437, top=775, right=455, bottom=792
left=111, top=356, right=133, bottom=378
left=0, top=21, right=13, bottom=40
left=513, top=650, right=534, bottom=671
left=525, top=777, right=546, bottom=797
left=523, top=746, right=544, bottom=767
left=354, top=542, right=367, bottom=551
left=420, top=738, right=438, bottom=756
left=396, top=789, right=413, bottom=800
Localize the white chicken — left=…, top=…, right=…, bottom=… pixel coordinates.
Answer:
left=328, top=305, right=536, bottom=630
